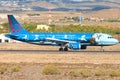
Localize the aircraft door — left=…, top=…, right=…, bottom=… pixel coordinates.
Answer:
left=91, top=33, right=103, bottom=45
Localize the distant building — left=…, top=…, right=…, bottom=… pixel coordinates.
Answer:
left=0, top=34, right=10, bottom=43
left=90, top=17, right=104, bottom=22
left=78, top=16, right=84, bottom=21
left=36, top=25, right=50, bottom=30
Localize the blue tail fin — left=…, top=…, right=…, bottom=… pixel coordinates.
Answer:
left=8, top=15, right=27, bottom=34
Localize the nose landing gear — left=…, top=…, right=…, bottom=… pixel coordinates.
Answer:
left=100, top=46, right=104, bottom=52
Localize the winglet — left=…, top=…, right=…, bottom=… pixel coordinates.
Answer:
left=8, top=15, right=27, bottom=34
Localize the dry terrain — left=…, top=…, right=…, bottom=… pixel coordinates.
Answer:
left=0, top=43, right=119, bottom=80
left=1, top=9, right=120, bottom=27
left=0, top=4, right=119, bottom=80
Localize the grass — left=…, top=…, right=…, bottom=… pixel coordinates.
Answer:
left=67, top=69, right=120, bottom=78
left=95, top=70, right=105, bottom=76
left=68, top=70, right=80, bottom=77
left=0, top=66, right=7, bottom=74
left=2, top=23, right=120, bottom=35
left=11, top=66, right=21, bottom=72
left=109, top=70, right=120, bottom=77
left=79, top=69, right=93, bottom=77
left=42, top=65, right=61, bottom=75
left=68, top=69, right=95, bottom=77
left=0, top=65, right=21, bottom=74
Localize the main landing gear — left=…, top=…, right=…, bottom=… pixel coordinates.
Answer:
left=59, top=46, right=68, bottom=51
left=100, top=46, right=104, bottom=52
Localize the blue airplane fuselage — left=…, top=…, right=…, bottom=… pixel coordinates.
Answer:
left=7, top=32, right=93, bottom=43
left=5, top=15, right=119, bottom=51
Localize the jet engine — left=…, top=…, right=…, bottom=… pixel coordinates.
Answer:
left=68, top=42, right=81, bottom=50
left=81, top=45, right=87, bottom=49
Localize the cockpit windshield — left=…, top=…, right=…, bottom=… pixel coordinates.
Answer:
left=108, top=36, right=114, bottom=39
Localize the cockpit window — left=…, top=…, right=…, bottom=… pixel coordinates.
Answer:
left=108, top=36, right=114, bottom=38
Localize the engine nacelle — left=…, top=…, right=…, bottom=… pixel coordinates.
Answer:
left=68, top=42, right=81, bottom=50
left=81, top=45, right=87, bottom=49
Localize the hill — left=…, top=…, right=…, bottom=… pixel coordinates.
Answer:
left=0, top=0, right=119, bottom=12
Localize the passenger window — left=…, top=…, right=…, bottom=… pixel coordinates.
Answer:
left=108, top=36, right=113, bottom=39
left=0, top=39, right=2, bottom=43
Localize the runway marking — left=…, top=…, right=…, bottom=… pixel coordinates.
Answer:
left=0, top=50, right=120, bottom=54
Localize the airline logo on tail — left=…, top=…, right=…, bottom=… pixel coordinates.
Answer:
left=9, top=18, right=22, bottom=33
left=8, top=15, right=27, bottom=34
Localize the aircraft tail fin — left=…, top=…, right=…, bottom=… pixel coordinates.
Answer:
left=8, top=15, right=27, bottom=34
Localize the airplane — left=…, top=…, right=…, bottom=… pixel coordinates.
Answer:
left=5, top=15, right=119, bottom=51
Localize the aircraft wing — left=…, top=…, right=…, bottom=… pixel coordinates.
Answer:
left=46, top=38, right=91, bottom=46
left=46, top=38, right=75, bottom=44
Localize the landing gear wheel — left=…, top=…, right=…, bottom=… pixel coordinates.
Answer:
left=64, top=47, right=68, bottom=51
left=59, top=48, right=64, bottom=51
left=101, top=46, right=104, bottom=52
